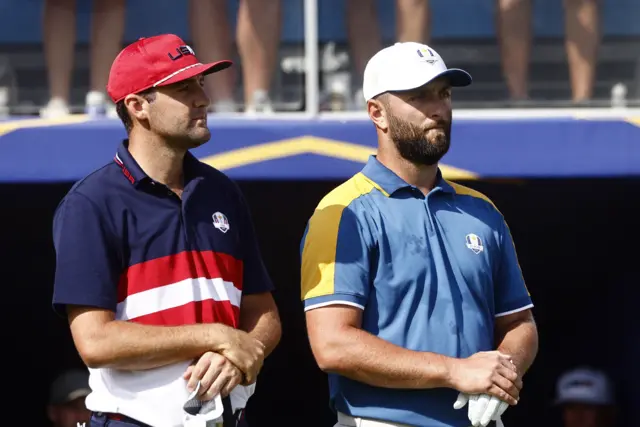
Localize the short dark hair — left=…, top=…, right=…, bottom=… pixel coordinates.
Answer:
left=116, top=89, right=157, bottom=134
left=374, top=92, right=391, bottom=110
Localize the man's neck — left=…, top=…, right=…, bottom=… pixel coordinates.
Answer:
left=377, top=145, right=439, bottom=195
left=128, top=134, right=186, bottom=190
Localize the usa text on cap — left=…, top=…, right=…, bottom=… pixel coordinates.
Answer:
left=107, top=34, right=232, bottom=104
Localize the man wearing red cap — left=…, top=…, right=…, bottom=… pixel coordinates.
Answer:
left=52, top=34, right=281, bottom=427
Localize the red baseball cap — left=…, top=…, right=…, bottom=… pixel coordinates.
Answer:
left=107, top=34, right=232, bottom=103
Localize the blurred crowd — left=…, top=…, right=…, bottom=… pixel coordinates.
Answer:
left=36, top=0, right=604, bottom=117
left=40, top=0, right=281, bottom=117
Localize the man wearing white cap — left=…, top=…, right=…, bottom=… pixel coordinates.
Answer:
left=301, top=42, right=538, bottom=427
left=555, top=367, right=617, bottom=427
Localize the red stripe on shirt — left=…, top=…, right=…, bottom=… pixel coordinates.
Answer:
left=117, top=250, right=243, bottom=303
left=128, top=299, right=240, bottom=328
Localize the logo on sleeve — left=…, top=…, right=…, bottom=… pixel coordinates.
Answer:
left=212, top=212, right=230, bottom=233
left=465, top=233, right=483, bottom=254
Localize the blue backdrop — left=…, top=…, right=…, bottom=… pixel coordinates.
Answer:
left=1, top=114, right=639, bottom=182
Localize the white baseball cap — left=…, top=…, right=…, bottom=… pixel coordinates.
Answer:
left=362, top=42, right=472, bottom=102
left=555, top=367, right=615, bottom=406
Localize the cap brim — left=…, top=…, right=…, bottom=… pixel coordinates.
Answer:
left=437, top=68, right=473, bottom=87
left=404, top=68, right=472, bottom=90
left=66, top=388, right=91, bottom=402
left=368, top=67, right=473, bottom=101
left=554, top=397, right=612, bottom=406
left=156, top=60, right=233, bottom=87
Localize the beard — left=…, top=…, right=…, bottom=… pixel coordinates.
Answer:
left=159, top=122, right=211, bottom=151
left=387, top=111, right=452, bottom=166
left=147, top=105, right=211, bottom=151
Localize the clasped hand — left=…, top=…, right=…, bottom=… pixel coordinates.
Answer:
left=184, top=330, right=265, bottom=401
left=183, top=351, right=244, bottom=401
left=454, top=392, right=509, bottom=427
left=449, top=351, right=521, bottom=427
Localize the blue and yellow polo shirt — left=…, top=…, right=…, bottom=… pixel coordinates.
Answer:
left=300, top=155, right=533, bottom=427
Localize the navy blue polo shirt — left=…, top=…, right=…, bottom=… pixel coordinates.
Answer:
left=52, top=140, right=273, bottom=327
left=301, top=156, right=533, bottom=427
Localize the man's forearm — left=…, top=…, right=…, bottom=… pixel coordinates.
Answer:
left=496, top=318, right=539, bottom=376
left=239, top=293, right=282, bottom=357
left=241, top=309, right=281, bottom=357
left=75, top=321, right=234, bottom=371
left=318, top=326, right=453, bottom=389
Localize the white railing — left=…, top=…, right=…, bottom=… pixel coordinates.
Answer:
left=303, top=0, right=320, bottom=118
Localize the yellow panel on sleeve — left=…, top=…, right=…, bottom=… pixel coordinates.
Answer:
left=446, top=180, right=499, bottom=211
left=301, top=173, right=381, bottom=300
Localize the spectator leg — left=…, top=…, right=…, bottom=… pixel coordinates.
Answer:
left=564, top=0, right=600, bottom=102
left=496, top=0, right=531, bottom=100
left=90, top=0, right=125, bottom=95
left=395, top=0, right=430, bottom=44
left=347, top=0, right=381, bottom=78
left=236, top=0, right=281, bottom=111
left=190, top=0, right=237, bottom=111
left=43, top=0, right=76, bottom=105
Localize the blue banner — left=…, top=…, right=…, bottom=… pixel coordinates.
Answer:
left=1, top=114, right=640, bottom=183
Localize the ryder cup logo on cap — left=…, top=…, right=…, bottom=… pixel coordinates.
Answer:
left=107, top=34, right=233, bottom=103
left=555, top=367, right=615, bottom=406
left=362, top=42, right=472, bottom=102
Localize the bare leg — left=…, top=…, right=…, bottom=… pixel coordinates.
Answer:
left=236, top=0, right=281, bottom=109
left=43, top=0, right=76, bottom=103
left=496, top=0, right=532, bottom=100
left=90, top=0, right=125, bottom=96
left=347, top=0, right=381, bottom=77
left=564, top=0, right=600, bottom=102
left=190, top=0, right=236, bottom=109
left=396, top=0, right=430, bottom=44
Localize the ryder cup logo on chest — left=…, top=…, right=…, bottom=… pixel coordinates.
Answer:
left=212, top=212, right=230, bottom=233
left=465, top=233, right=484, bottom=254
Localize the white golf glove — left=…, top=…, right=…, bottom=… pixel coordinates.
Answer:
left=183, top=381, right=224, bottom=427
left=454, top=392, right=509, bottom=427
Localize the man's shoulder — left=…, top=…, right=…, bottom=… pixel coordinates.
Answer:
left=58, top=163, right=122, bottom=211
left=194, top=160, right=241, bottom=193
left=315, top=172, right=382, bottom=212
left=446, top=180, right=501, bottom=214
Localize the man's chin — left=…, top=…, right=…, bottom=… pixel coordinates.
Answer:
left=401, top=149, right=447, bottom=167
left=426, top=128, right=446, bottom=138
left=188, top=130, right=211, bottom=147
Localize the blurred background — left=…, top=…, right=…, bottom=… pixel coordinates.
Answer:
left=1, top=1, right=639, bottom=427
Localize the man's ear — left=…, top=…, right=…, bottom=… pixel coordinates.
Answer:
left=368, top=97, right=389, bottom=132
left=123, top=93, right=151, bottom=123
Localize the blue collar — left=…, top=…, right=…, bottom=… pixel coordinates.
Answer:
left=114, top=140, right=148, bottom=187
left=361, top=155, right=454, bottom=196
left=114, top=139, right=202, bottom=188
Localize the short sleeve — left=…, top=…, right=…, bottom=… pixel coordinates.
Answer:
left=494, top=219, right=533, bottom=317
left=52, top=193, right=121, bottom=316
left=300, top=202, right=374, bottom=311
left=237, top=191, right=274, bottom=295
